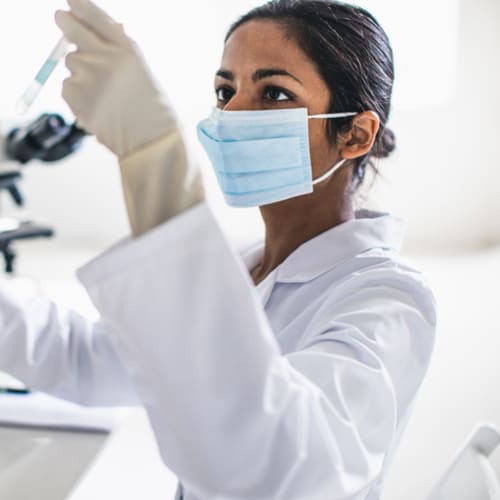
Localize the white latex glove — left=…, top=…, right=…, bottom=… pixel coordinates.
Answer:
left=118, top=133, right=205, bottom=237
left=55, top=0, right=175, bottom=158
left=55, top=0, right=204, bottom=236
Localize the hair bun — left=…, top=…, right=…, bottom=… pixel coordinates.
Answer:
left=374, top=127, right=396, bottom=158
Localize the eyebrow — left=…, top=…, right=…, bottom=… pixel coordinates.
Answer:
left=215, top=67, right=302, bottom=84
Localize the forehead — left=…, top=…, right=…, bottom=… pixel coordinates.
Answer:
left=221, top=19, right=319, bottom=76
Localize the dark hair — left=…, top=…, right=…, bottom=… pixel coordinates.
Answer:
left=225, top=0, right=396, bottom=188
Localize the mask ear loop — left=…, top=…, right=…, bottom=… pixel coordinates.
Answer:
left=312, top=158, right=347, bottom=185
left=308, top=111, right=357, bottom=185
left=309, top=112, right=357, bottom=119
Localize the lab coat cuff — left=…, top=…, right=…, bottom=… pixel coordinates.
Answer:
left=118, top=127, right=181, bottom=165
left=118, top=129, right=205, bottom=237
left=77, top=201, right=210, bottom=288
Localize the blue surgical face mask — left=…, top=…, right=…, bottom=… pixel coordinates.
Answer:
left=196, top=107, right=357, bottom=207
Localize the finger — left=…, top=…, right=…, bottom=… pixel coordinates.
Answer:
left=61, top=77, right=92, bottom=129
left=61, top=77, right=80, bottom=115
left=65, top=50, right=78, bottom=74
left=67, top=0, right=124, bottom=43
left=65, top=50, right=93, bottom=74
left=55, top=10, right=105, bottom=51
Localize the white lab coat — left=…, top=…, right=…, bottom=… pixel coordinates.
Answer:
left=0, top=202, right=436, bottom=500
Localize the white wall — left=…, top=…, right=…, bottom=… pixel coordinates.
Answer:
left=1, top=0, right=498, bottom=251
left=365, top=0, right=500, bottom=253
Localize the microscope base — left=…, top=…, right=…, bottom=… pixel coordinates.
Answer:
left=0, top=221, right=54, bottom=273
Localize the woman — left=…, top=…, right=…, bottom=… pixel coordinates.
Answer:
left=0, top=0, right=436, bottom=499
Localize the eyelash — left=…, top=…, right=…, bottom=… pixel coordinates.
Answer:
left=215, top=85, right=295, bottom=104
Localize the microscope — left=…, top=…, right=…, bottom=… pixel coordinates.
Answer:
left=0, top=114, right=86, bottom=273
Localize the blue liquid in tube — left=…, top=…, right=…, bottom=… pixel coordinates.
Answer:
left=16, top=37, right=70, bottom=115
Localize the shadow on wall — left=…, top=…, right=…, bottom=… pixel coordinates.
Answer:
left=364, top=0, right=500, bottom=254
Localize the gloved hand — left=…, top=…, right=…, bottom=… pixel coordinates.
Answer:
left=55, top=0, right=175, bottom=158
left=55, top=0, right=205, bottom=237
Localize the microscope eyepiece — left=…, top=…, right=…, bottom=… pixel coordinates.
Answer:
left=6, top=113, right=87, bottom=164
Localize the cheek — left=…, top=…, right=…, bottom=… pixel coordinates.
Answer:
left=307, top=121, right=336, bottom=175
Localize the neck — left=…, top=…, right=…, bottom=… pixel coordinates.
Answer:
left=251, top=174, right=354, bottom=285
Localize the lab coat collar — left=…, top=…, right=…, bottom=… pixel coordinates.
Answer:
left=241, top=210, right=405, bottom=285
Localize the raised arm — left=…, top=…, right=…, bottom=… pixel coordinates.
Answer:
left=78, top=203, right=436, bottom=499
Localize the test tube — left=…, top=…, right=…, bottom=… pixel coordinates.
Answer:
left=15, top=36, right=70, bottom=115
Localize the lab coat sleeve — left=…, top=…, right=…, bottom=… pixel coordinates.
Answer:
left=0, top=281, right=139, bottom=406
left=77, top=203, right=433, bottom=499
left=118, top=128, right=204, bottom=237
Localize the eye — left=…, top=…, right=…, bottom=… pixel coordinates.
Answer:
left=215, top=86, right=234, bottom=103
left=263, top=86, right=294, bottom=102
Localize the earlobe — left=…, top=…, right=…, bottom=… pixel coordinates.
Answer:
left=340, top=110, right=380, bottom=160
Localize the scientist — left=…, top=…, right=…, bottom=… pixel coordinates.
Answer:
left=0, top=0, right=437, bottom=499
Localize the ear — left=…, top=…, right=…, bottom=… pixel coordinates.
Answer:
left=338, top=111, right=380, bottom=160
